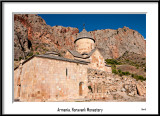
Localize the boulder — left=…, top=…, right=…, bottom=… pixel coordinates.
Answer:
left=136, top=81, right=146, bottom=96
left=121, top=88, right=126, bottom=92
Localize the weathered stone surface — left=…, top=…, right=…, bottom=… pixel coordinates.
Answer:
left=14, top=57, right=88, bottom=102
left=14, top=58, right=146, bottom=102
left=14, top=14, right=146, bottom=62
left=90, top=26, right=146, bottom=59
left=14, top=14, right=78, bottom=60
left=121, top=88, right=126, bottom=92
left=88, top=49, right=112, bottom=72
left=136, top=80, right=146, bottom=96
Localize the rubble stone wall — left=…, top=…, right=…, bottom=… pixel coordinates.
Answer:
left=87, top=68, right=112, bottom=99
left=87, top=68, right=146, bottom=101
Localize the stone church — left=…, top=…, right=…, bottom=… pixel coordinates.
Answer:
left=14, top=27, right=112, bottom=102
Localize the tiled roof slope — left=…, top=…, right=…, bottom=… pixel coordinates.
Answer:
left=68, top=48, right=96, bottom=59
left=14, top=52, right=90, bottom=70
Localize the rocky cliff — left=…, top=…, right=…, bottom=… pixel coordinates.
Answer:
left=14, top=14, right=146, bottom=61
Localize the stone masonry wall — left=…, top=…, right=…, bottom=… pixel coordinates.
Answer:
left=88, top=49, right=112, bottom=72
left=14, top=57, right=88, bottom=102
left=75, top=38, right=95, bottom=54
left=64, top=51, right=74, bottom=60
left=14, top=59, right=36, bottom=100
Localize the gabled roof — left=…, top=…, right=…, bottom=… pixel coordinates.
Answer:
left=44, top=51, right=59, bottom=55
left=68, top=48, right=96, bottom=59
left=68, top=49, right=83, bottom=58
left=14, top=53, right=90, bottom=71
left=36, top=54, right=90, bottom=64
left=87, top=48, right=96, bottom=58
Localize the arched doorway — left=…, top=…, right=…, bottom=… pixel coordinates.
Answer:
left=79, top=82, right=84, bottom=96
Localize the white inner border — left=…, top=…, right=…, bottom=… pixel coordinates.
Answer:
left=3, top=2, right=158, bottom=114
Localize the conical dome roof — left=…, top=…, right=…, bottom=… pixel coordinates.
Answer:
left=74, top=28, right=95, bottom=43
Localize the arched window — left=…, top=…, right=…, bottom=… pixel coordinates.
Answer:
left=66, top=68, right=68, bottom=76
left=79, top=82, right=84, bottom=96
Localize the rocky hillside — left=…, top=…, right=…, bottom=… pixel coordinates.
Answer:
left=14, top=14, right=146, bottom=61
left=91, top=27, right=146, bottom=59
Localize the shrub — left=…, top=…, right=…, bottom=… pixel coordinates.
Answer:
left=35, top=46, right=39, bottom=50
left=119, top=73, right=123, bottom=77
left=31, top=47, right=33, bottom=51
left=105, top=59, right=121, bottom=65
left=14, top=59, right=18, bottom=61
left=126, top=59, right=129, bottom=62
left=36, top=52, right=39, bottom=55
left=138, top=75, right=146, bottom=81
left=118, top=69, right=122, bottom=73
left=131, top=74, right=134, bottom=77
left=132, top=74, right=146, bottom=81
left=88, top=86, right=92, bottom=92
left=19, top=57, right=22, bottom=61
left=112, top=64, right=116, bottom=69
left=122, top=72, right=126, bottom=75
left=28, top=52, right=33, bottom=56
left=121, top=71, right=130, bottom=76
left=142, top=58, right=145, bottom=60
left=112, top=69, right=118, bottom=74
left=125, top=71, right=130, bottom=75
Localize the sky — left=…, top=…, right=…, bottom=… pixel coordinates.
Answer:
left=38, top=14, right=146, bottom=39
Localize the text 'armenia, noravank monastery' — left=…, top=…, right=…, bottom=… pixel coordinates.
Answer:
left=14, top=27, right=146, bottom=102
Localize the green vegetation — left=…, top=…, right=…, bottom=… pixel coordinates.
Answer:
left=35, top=46, right=39, bottom=50
left=105, top=58, right=146, bottom=81
left=112, top=69, right=118, bottom=74
left=28, top=52, right=33, bottom=57
left=88, top=86, right=92, bottom=92
left=131, top=74, right=146, bottom=81
left=112, top=67, right=145, bottom=81
left=19, top=57, right=22, bottom=61
left=119, top=59, right=145, bottom=68
left=118, top=69, right=122, bottom=73
left=142, top=58, right=145, bottom=60
left=31, top=47, right=33, bottom=51
left=113, top=69, right=130, bottom=76
left=41, top=46, right=49, bottom=51
left=105, top=59, right=121, bottom=65
left=36, top=52, right=39, bottom=55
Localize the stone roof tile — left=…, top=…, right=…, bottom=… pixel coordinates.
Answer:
left=68, top=49, right=83, bottom=58
left=74, top=28, right=95, bottom=43
left=14, top=54, right=90, bottom=71
left=36, top=54, right=89, bottom=64
left=68, top=48, right=96, bottom=59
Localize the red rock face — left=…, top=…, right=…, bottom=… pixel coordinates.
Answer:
left=14, top=14, right=146, bottom=60
left=91, top=27, right=146, bottom=59
left=14, top=14, right=79, bottom=60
